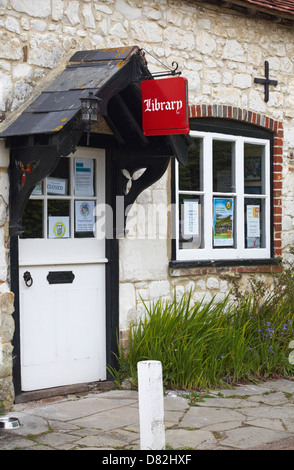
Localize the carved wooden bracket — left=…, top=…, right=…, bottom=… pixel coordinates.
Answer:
left=114, top=154, right=170, bottom=237
left=9, top=125, right=84, bottom=237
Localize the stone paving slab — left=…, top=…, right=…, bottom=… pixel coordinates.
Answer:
left=70, top=404, right=139, bottom=432
left=23, top=396, right=138, bottom=421
left=265, top=379, right=294, bottom=394
left=209, top=384, right=273, bottom=396
left=242, top=404, right=294, bottom=420
left=244, top=417, right=286, bottom=431
left=165, top=428, right=217, bottom=450
left=180, top=406, right=244, bottom=430
left=0, top=412, right=49, bottom=437
left=196, top=397, right=258, bottom=408
left=0, top=379, right=294, bottom=450
left=220, top=426, right=292, bottom=450
left=247, top=391, right=290, bottom=405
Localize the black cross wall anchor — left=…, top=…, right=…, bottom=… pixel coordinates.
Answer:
left=254, top=61, right=278, bottom=102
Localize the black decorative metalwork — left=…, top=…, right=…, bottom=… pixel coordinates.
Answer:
left=140, top=48, right=182, bottom=78
left=254, top=61, right=278, bottom=102
left=80, top=92, right=102, bottom=145
left=23, top=271, right=33, bottom=287
left=47, top=271, right=75, bottom=284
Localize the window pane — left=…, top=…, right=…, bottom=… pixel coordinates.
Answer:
left=179, top=138, right=202, bottom=191
left=48, top=157, right=69, bottom=195
left=74, top=158, right=95, bottom=197
left=213, top=140, right=235, bottom=192
left=176, top=131, right=271, bottom=261
left=213, top=197, right=235, bottom=248
left=48, top=200, right=70, bottom=238
left=48, top=199, right=70, bottom=217
left=244, top=144, right=264, bottom=195
left=178, top=194, right=203, bottom=249
left=21, top=200, right=43, bottom=239
left=31, top=181, right=43, bottom=196
left=74, top=200, right=95, bottom=238
left=245, top=198, right=265, bottom=248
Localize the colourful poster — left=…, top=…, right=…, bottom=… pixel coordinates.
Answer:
left=213, top=198, right=234, bottom=247
left=32, top=182, right=42, bottom=196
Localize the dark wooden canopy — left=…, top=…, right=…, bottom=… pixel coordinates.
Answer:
left=0, top=46, right=190, bottom=236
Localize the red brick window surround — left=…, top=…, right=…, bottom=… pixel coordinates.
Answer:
left=171, top=104, right=283, bottom=273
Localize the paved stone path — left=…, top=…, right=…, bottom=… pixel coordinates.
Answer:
left=0, top=379, right=293, bottom=450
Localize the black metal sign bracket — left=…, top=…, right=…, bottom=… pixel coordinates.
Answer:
left=139, top=48, right=182, bottom=79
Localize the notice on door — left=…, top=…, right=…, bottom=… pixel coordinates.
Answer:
left=74, top=158, right=94, bottom=197
left=47, top=177, right=67, bottom=195
left=48, top=216, right=70, bottom=238
left=75, top=201, right=95, bottom=233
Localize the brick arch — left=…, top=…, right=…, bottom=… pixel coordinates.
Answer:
left=188, top=103, right=283, bottom=262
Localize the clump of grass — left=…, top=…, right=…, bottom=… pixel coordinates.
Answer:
left=108, top=288, right=294, bottom=390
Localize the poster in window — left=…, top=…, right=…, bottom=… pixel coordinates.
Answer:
left=213, top=198, right=234, bottom=247
left=75, top=200, right=95, bottom=233
left=48, top=216, right=70, bottom=238
left=74, top=158, right=94, bottom=196
left=32, top=182, right=43, bottom=196
left=246, top=205, right=260, bottom=248
left=47, top=177, right=67, bottom=195
left=183, top=199, right=199, bottom=238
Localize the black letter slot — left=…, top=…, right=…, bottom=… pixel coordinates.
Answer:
left=47, top=271, right=75, bottom=284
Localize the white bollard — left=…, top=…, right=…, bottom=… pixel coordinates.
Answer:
left=137, top=360, right=165, bottom=450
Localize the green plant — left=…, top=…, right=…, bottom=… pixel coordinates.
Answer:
left=109, top=267, right=294, bottom=390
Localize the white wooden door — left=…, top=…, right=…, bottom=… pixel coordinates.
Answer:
left=19, top=148, right=107, bottom=391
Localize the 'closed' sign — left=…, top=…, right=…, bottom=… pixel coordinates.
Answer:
left=141, top=76, right=189, bottom=136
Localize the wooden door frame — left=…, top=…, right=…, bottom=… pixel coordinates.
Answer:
left=10, top=148, right=119, bottom=399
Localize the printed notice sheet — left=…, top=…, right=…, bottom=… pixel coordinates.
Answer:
left=48, top=216, right=70, bottom=238
left=74, top=158, right=94, bottom=197
left=75, top=200, right=95, bottom=233
left=183, top=199, right=199, bottom=237
left=47, top=177, right=67, bottom=195
left=246, top=205, right=260, bottom=248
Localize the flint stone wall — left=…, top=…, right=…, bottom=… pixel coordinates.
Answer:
left=0, top=1, right=293, bottom=389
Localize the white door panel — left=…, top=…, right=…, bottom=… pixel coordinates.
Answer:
left=19, top=148, right=106, bottom=391
left=19, top=238, right=106, bottom=266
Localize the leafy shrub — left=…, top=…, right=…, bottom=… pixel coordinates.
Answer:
left=109, top=267, right=294, bottom=390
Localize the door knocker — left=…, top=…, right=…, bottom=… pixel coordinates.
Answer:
left=23, top=271, right=33, bottom=287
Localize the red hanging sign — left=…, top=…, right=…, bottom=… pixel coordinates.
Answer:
left=141, top=76, right=189, bottom=136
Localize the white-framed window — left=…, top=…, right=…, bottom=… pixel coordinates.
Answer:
left=20, top=148, right=105, bottom=240
left=175, top=130, right=271, bottom=262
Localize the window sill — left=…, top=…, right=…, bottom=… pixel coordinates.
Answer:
left=169, top=258, right=281, bottom=277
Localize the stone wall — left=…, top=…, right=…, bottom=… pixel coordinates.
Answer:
left=0, top=0, right=293, bottom=387
left=119, top=105, right=286, bottom=341
left=0, top=292, right=14, bottom=408
left=0, top=139, right=13, bottom=406
left=0, top=1, right=293, bottom=121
